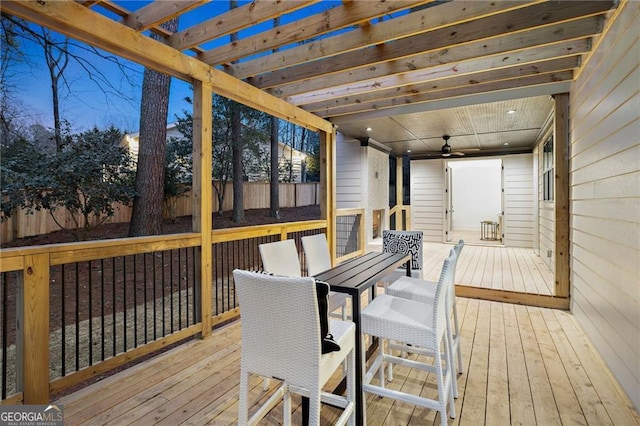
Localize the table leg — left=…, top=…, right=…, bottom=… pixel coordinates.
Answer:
left=351, top=292, right=365, bottom=426
left=302, top=398, right=309, bottom=425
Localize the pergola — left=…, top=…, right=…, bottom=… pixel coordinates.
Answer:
left=3, top=0, right=617, bottom=154
left=0, top=0, right=624, bottom=407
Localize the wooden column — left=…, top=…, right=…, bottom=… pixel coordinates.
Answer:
left=322, top=127, right=337, bottom=264
left=396, top=156, right=403, bottom=207
left=22, top=253, right=50, bottom=403
left=554, top=93, right=570, bottom=298
left=192, top=81, right=213, bottom=336
left=396, top=156, right=404, bottom=229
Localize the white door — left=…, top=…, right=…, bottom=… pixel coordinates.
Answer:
left=445, top=165, right=453, bottom=242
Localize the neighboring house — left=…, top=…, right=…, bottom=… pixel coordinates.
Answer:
left=121, top=123, right=308, bottom=183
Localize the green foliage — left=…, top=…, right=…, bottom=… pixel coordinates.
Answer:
left=0, top=124, right=136, bottom=239
left=164, top=135, right=192, bottom=197
left=278, top=158, right=294, bottom=183
left=305, top=141, right=321, bottom=182
left=175, top=93, right=271, bottom=211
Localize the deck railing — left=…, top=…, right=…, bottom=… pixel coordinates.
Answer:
left=0, top=209, right=364, bottom=404
left=389, top=205, right=411, bottom=231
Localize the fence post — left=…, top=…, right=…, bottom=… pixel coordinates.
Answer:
left=22, top=253, right=50, bottom=403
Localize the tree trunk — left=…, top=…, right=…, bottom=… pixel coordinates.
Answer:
left=269, top=116, right=280, bottom=218
left=128, top=18, right=178, bottom=237
left=231, top=100, right=244, bottom=223
left=230, top=0, right=244, bottom=223
left=268, top=16, right=280, bottom=219
left=42, top=32, right=68, bottom=151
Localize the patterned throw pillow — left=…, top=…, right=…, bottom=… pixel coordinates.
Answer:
left=382, top=230, right=423, bottom=271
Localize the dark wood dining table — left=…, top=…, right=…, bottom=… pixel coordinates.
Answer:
left=308, top=251, right=412, bottom=426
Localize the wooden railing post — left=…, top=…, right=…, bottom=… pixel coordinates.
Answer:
left=193, top=81, right=213, bottom=337
left=22, top=253, right=50, bottom=403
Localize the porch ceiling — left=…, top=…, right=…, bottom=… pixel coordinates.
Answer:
left=5, top=0, right=617, bottom=157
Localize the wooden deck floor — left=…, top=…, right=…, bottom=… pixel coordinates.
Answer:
left=370, top=241, right=555, bottom=295
left=428, top=243, right=554, bottom=295
left=53, top=298, right=640, bottom=425
left=53, top=245, right=639, bottom=425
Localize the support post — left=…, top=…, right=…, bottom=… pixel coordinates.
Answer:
left=554, top=93, right=570, bottom=298
left=322, top=127, right=337, bottom=265
left=22, top=254, right=50, bottom=403
left=193, top=81, right=213, bottom=336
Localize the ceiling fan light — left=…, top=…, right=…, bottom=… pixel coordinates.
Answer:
left=442, top=143, right=452, bottom=155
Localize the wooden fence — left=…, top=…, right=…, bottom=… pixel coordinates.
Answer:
left=0, top=182, right=320, bottom=243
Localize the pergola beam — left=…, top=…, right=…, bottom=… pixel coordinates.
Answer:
left=2, top=0, right=332, bottom=134
left=307, top=56, right=580, bottom=114
left=169, top=0, right=319, bottom=51
left=284, top=37, right=592, bottom=105
left=203, top=0, right=434, bottom=68
left=123, top=0, right=207, bottom=31
left=320, top=71, right=574, bottom=119
left=250, top=1, right=613, bottom=88
left=233, top=0, right=537, bottom=80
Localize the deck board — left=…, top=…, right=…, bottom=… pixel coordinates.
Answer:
left=52, top=245, right=640, bottom=425
left=370, top=241, right=555, bottom=296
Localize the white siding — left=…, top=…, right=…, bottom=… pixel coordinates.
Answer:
left=503, top=154, right=534, bottom=248
left=569, top=1, right=640, bottom=410
left=365, top=147, right=389, bottom=241
left=410, top=159, right=445, bottom=242
left=336, top=136, right=363, bottom=208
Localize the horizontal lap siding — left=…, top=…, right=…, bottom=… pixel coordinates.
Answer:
left=503, top=154, right=534, bottom=248
left=411, top=160, right=444, bottom=242
left=569, top=1, right=640, bottom=410
left=336, top=138, right=363, bottom=208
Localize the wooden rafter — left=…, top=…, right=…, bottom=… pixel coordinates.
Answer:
left=3, top=0, right=618, bottom=154
left=282, top=35, right=593, bottom=105
left=271, top=17, right=600, bottom=100
left=168, top=0, right=320, bottom=51
left=232, top=0, right=539, bottom=79
left=309, top=56, right=579, bottom=115
left=90, top=0, right=205, bottom=54
left=319, top=71, right=574, bottom=119
left=250, top=1, right=613, bottom=88
left=122, top=0, right=207, bottom=32
left=2, top=0, right=332, bottom=134
left=199, top=0, right=432, bottom=66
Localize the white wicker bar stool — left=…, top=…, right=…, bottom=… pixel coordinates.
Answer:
left=233, top=269, right=356, bottom=426
left=386, top=240, right=465, bottom=395
left=260, top=238, right=348, bottom=319
left=360, top=251, right=457, bottom=426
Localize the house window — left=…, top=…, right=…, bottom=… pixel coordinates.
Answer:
left=542, top=136, right=554, bottom=201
